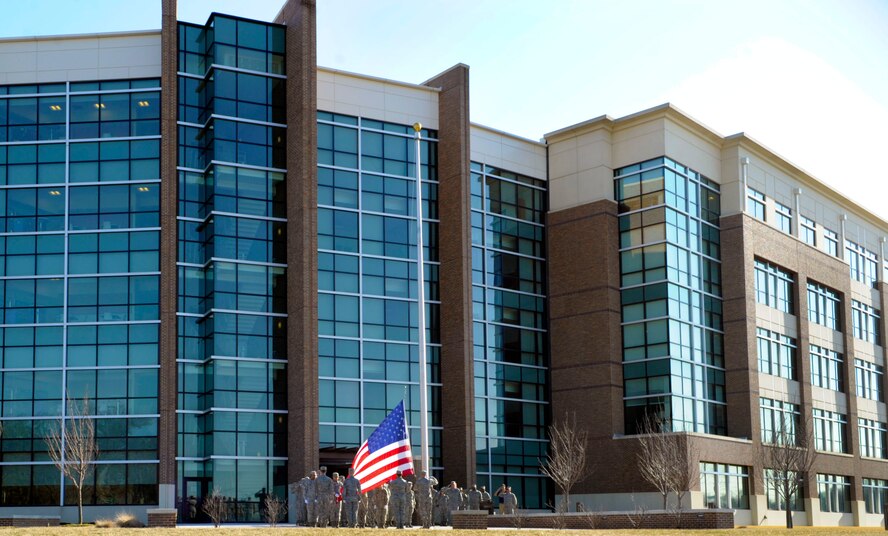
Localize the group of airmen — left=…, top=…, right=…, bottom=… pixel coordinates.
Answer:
left=291, top=466, right=519, bottom=529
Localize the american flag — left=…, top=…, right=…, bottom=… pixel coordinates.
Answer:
left=351, top=401, right=414, bottom=492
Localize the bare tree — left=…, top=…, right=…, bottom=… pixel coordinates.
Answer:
left=264, top=493, right=287, bottom=527
left=635, top=414, right=699, bottom=518
left=45, top=396, right=97, bottom=525
left=635, top=414, right=673, bottom=510
left=760, top=415, right=817, bottom=529
left=539, top=412, right=590, bottom=513
left=202, top=487, right=228, bottom=528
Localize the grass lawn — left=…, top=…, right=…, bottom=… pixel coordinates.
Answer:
left=0, top=528, right=885, bottom=535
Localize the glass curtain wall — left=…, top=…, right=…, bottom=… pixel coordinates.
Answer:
left=470, top=162, right=548, bottom=509
left=176, top=15, right=287, bottom=522
left=316, top=112, right=443, bottom=474
left=0, top=79, right=162, bottom=505
left=616, top=157, right=726, bottom=435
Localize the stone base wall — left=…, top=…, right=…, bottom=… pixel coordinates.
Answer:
left=146, top=509, right=177, bottom=528
left=452, top=510, right=488, bottom=530
left=486, top=509, right=734, bottom=530
left=0, top=516, right=60, bottom=527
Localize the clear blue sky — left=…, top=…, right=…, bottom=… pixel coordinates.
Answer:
left=1, top=1, right=887, bottom=218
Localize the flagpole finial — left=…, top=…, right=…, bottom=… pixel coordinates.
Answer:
left=413, top=122, right=422, bottom=133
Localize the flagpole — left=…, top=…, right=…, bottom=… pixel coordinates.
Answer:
left=412, top=122, right=430, bottom=475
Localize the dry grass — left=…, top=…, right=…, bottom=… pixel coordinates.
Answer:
left=0, top=528, right=884, bottom=535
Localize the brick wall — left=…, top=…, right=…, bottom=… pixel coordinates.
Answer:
left=146, top=509, right=177, bottom=528
left=486, top=510, right=734, bottom=530
left=452, top=510, right=488, bottom=530
left=0, top=516, right=60, bottom=527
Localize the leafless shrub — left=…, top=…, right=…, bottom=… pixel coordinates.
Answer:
left=94, top=519, right=114, bottom=528
left=539, top=412, right=590, bottom=513
left=45, top=396, right=98, bottom=525
left=264, top=493, right=287, bottom=526
left=517, top=512, right=529, bottom=529
left=202, top=487, right=228, bottom=528
left=625, top=496, right=651, bottom=529
left=114, top=512, right=144, bottom=528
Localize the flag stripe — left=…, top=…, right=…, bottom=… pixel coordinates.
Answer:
left=354, top=443, right=412, bottom=481
left=353, top=439, right=410, bottom=476
left=349, top=401, right=414, bottom=494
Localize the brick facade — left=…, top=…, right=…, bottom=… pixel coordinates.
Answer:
left=486, top=510, right=734, bottom=530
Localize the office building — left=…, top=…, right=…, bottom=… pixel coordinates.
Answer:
left=0, top=0, right=884, bottom=526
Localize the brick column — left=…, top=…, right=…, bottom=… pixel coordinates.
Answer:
left=548, top=200, right=623, bottom=496
left=157, top=0, right=179, bottom=509
left=422, top=64, right=475, bottom=486
left=276, top=0, right=319, bottom=485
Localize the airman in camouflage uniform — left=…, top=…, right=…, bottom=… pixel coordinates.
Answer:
left=342, top=467, right=362, bottom=527
left=291, top=476, right=307, bottom=524
left=388, top=470, right=411, bottom=528
left=302, top=471, right=318, bottom=527
left=314, top=466, right=335, bottom=527
left=414, top=470, right=438, bottom=528
left=503, top=486, right=518, bottom=514
left=433, top=488, right=447, bottom=526
left=443, top=481, right=463, bottom=526
left=468, top=484, right=482, bottom=510
left=370, top=483, right=390, bottom=528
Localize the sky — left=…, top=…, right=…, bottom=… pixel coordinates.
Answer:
left=1, top=1, right=887, bottom=219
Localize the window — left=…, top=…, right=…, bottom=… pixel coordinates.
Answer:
left=775, top=201, right=792, bottom=234
left=765, top=469, right=804, bottom=511
left=810, top=345, right=843, bottom=392
left=760, top=398, right=799, bottom=445
left=823, top=228, right=838, bottom=257
left=754, top=260, right=793, bottom=313
left=700, top=463, right=749, bottom=509
left=813, top=408, right=846, bottom=453
left=851, top=300, right=881, bottom=345
left=855, top=359, right=884, bottom=401
left=799, top=215, right=816, bottom=246
left=863, top=478, right=888, bottom=514
left=817, top=474, right=851, bottom=513
left=859, top=418, right=886, bottom=459
left=757, top=328, right=796, bottom=380
left=845, top=240, right=878, bottom=287
left=746, top=187, right=766, bottom=221
left=807, top=282, right=841, bottom=330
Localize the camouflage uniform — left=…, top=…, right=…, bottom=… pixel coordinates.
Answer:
left=388, top=473, right=410, bottom=528
left=358, top=491, right=370, bottom=527
left=503, top=490, right=518, bottom=514
left=370, top=483, right=390, bottom=528
left=468, top=485, right=482, bottom=510
left=433, top=489, right=447, bottom=526
left=302, top=472, right=318, bottom=527
left=414, top=472, right=438, bottom=528
left=343, top=471, right=362, bottom=527
left=314, top=468, right=335, bottom=527
left=292, top=477, right=307, bottom=524
left=443, top=484, right=463, bottom=526
left=331, top=473, right=343, bottom=527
